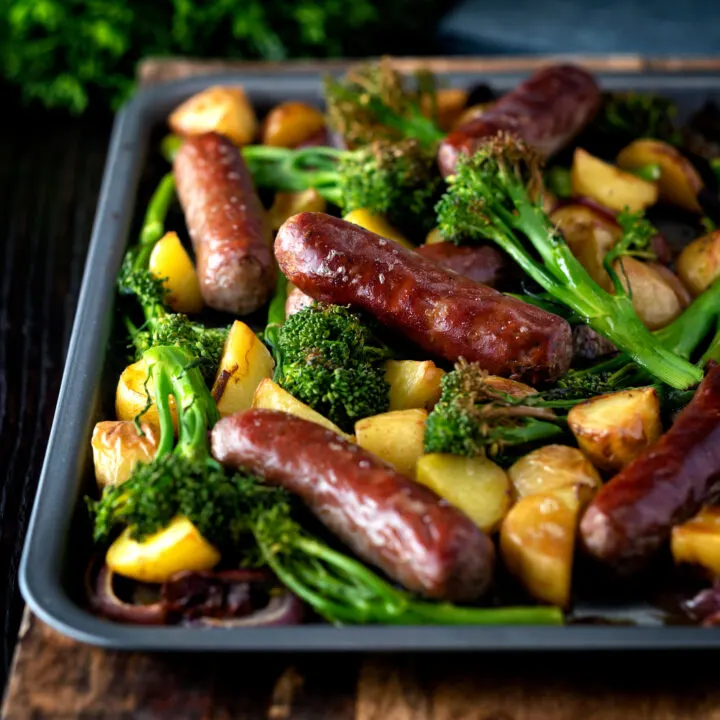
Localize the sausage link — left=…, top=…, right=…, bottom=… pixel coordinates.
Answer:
left=580, top=364, right=720, bottom=572
left=438, top=65, right=601, bottom=177
left=173, top=132, right=276, bottom=314
left=211, top=409, right=495, bottom=602
left=275, top=212, right=572, bottom=384
left=416, top=242, right=506, bottom=287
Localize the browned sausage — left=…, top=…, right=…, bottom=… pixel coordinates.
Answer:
left=580, top=364, right=720, bottom=572
left=285, top=285, right=315, bottom=318
left=438, top=65, right=601, bottom=177
left=211, top=409, right=495, bottom=602
left=275, top=212, right=572, bottom=384
left=415, top=242, right=506, bottom=287
left=173, top=132, right=276, bottom=314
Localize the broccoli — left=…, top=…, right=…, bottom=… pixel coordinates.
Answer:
left=424, top=360, right=564, bottom=458
left=435, top=135, right=702, bottom=390
left=323, top=58, right=444, bottom=150
left=242, top=138, right=443, bottom=238
left=267, top=304, right=392, bottom=432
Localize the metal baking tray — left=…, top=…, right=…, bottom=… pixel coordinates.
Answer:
left=18, top=64, right=720, bottom=651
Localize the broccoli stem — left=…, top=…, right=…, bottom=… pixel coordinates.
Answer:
left=161, top=134, right=184, bottom=164
left=267, top=270, right=288, bottom=327
left=135, top=172, right=176, bottom=272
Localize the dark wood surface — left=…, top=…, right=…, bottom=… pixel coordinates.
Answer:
left=4, top=56, right=720, bottom=719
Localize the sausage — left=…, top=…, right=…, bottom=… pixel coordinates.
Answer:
left=438, top=64, right=601, bottom=177
left=285, top=285, right=315, bottom=318
left=275, top=212, right=573, bottom=384
left=211, top=409, right=495, bottom=601
left=415, top=242, right=506, bottom=287
left=173, top=132, right=276, bottom=315
left=580, top=364, right=720, bottom=572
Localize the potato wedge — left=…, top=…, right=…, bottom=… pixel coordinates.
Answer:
left=168, top=85, right=258, bottom=146
left=567, top=387, right=662, bottom=471
left=343, top=209, right=413, bottom=249
left=500, top=484, right=588, bottom=608
left=106, top=517, right=221, bottom=584
left=415, top=454, right=511, bottom=534
left=385, top=360, right=445, bottom=411
left=261, top=101, right=326, bottom=148
left=424, top=227, right=445, bottom=245
left=355, top=409, right=427, bottom=478
left=508, top=444, right=602, bottom=500
left=571, top=148, right=658, bottom=213
left=211, top=321, right=275, bottom=417
left=676, top=230, right=720, bottom=297
left=91, top=420, right=159, bottom=490
left=252, top=378, right=350, bottom=439
left=268, top=189, right=326, bottom=231
left=612, top=256, right=683, bottom=330
left=651, top=262, right=691, bottom=308
left=116, top=359, right=178, bottom=432
left=616, top=139, right=703, bottom=213
left=148, top=231, right=202, bottom=314
left=672, top=506, right=720, bottom=577
left=421, top=88, right=469, bottom=131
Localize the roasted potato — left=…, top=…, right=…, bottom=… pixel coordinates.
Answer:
left=355, top=409, right=427, bottom=478
left=343, top=209, right=413, bottom=249
left=211, top=321, right=275, bottom=417
left=385, top=360, right=445, bottom=411
left=261, top=101, right=326, bottom=148
left=571, top=148, right=659, bottom=213
left=451, top=101, right=494, bottom=130
left=415, top=454, right=511, bottom=534
left=651, top=262, right=692, bottom=308
left=616, top=139, right=703, bottom=213
left=424, top=227, right=445, bottom=245
left=500, top=484, right=589, bottom=608
left=268, top=189, right=326, bottom=231
left=676, top=230, right=720, bottom=297
left=508, top=444, right=602, bottom=501
left=115, top=359, right=178, bottom=432
left=168, top=85, right=258, bottom=146
left=612, top=256, right=683, bottom=330
left=567, top=387, right=662, bottom=471
left=106, top=517, right=221, bottom=584
left=148, top=231, right=202, bottom=314
left=420, top=88, right=470, bottom=131
left=252, top=378, right=351, bottom=439
left=672, top=506, right=720, bottom=578
left=91, top=420, right=159, bottom=490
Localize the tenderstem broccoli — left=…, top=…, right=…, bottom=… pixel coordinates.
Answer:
left=436, top=135, right=703, bottom=390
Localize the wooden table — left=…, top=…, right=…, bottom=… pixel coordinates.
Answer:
left=4, top=55, right=720, bottom=719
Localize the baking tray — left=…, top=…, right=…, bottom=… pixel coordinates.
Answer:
left=18, top=64, right=720, bottom=651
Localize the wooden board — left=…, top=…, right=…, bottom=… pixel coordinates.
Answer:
left=5, top=55, right=720, bottom=719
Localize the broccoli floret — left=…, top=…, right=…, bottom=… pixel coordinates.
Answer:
left=272, top=304, right=392, bottom=432
left=424, top=360, right=563, bottom=458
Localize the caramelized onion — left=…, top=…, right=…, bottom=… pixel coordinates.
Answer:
left=91, top=565, right=166, bottom=625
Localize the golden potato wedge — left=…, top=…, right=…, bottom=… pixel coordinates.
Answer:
left=415, top=454, right=511, bottom=534
left=252, top=378, right=350, bottom=439
left=355, top=409, right=427, bottom=478
left=211, top=321, right=275, bottom=417
left=424, top=227, right=445, bottom=245
left=148, top=231, right=202, bottom=314
left=616, top=139, right=703, bottom=213
left=567, top=387, right=662, bottom=471
left=676, top=230, right=720, bottom=297
left=384, top=360, right=445, bottom=411
left=508, top=444, right=602, bottom=501
left=168, top=85, right=258, bottom=146
left=343, top=209, right=413, bottom=249
left=420, top=88, right=470, bottom=131
left=500, top=484, right=588, bottom=608
left=261, top=101, right=326, bottom=148
left=672, top=506, right=720, bottom=577
left=115, top=359, right=178, bottom=432
left=612, top=256, right=683, bottom=330
left=268, top=189, right=326, bottom=231
left=106, top=517, right=221, bottom=584
left=571, top=148, right=658, bottom=213
left=91, top=420, right=159, bottom=490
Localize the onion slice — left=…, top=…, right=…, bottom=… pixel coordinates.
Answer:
left=90, top=564, right=166, bottom=625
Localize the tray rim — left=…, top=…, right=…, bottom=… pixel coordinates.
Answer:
left=19, top=65, right=720, bottom=652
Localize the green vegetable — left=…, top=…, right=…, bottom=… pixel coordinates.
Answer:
left=243, top=138, right=443, bottom=237
left=603, top=208, right=658, bottom=274
left=628, top=162, right=662, bottom=182
left=1, top=1, right=447, bottom=114
left=435, top=136, right=703, bottom=390
left=544, top=166, right=572, bottom=198
left=270, top=304, right=392, bottom=432
left=424, top=360, right=564, bottom=458
left=323, top=59, right=444, bottom=149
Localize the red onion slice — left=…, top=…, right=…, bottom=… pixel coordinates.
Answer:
left=90, top=565, right=167, bottom=625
